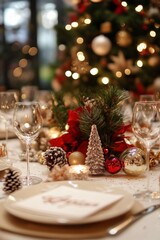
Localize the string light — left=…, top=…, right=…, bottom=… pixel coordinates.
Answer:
left=121, top=1, right=127, bottom=7
left=71, top=21, right=78, bottom=28
left=135, top=5, right=143, bottom=12
left=65, top=70, right=72, bottom=77
left=28, top=47, right=38, bottom=56
left=19, top=58, right=28, bottom=68
left=101, top=77, right=109, bottom=85
left=148, top=47, right=155, bottom=54
left=65, top=24, right=71, bottom=31
left=13, top=67, right=22, bottom=77
left=72, top=72, right=79, bottom=79
left=76, top=37, right=84, bottom=44
left=150, top=30, right=156, bottom=37
left=58, top=44, right=66, bottom=51
left=116, top=71, right=122, bottom=78
left=124, top=69, right=131, bottom=75
left=84, top=18, right=91, bottom=25
left=77, top=51, right=85, bottom=61
left=90, top=68, right=98, bottom=75
left=137, top=60, right=143, bottom=67
left=137, top=42, right=147, bottom=52
left=22, top=45, right=30, bottom=54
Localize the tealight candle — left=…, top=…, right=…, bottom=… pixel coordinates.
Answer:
left=69, top=165, right=90, bottom=180
left=49, top=127, right=61, bottom=139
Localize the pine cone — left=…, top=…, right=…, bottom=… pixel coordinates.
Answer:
left=44, top=147, right=68, bottom=171
left=3, top=168, right=22, bottom=194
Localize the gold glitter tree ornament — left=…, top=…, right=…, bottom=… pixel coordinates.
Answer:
left=85, top=124, right=105, bottom=175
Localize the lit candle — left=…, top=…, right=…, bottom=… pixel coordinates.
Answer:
left=69, top=165, right=90, bottom=180
left=49, top=127, right=61, bottom=139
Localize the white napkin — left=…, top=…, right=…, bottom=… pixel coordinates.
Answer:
left=13, top=185, right=123, bottom=220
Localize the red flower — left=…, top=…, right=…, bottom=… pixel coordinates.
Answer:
left=113, top=0, right=126, bottom=14
left=77, top=140, right=88, bottom=156
left=77, top=0, right=90, bottom=13
left=49, top=132, right=78, bottom=152
left=67, top=107, right=83, bottom=136
left=111, top=125, right=133, bottom=153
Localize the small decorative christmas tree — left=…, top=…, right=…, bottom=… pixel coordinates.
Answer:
left=85, top=124, right=105, bottom=175
left=3, top=168, right=22, bottom=194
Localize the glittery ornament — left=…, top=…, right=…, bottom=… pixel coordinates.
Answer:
left=91, top=35, right=112, bottom=56
left=105, top=155, right=122, bottom=174
left=44, top=147, right=68, bottom=171
left=120, top=147, right=147, bottom=176
left=85, top=124, right=105, bottom=175
left=116, top=30, right=132, bottom=47
left=68, top=151, right=85, bottom=165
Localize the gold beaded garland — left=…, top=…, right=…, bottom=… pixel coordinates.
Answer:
left=68, top=151, right=85, bottom=165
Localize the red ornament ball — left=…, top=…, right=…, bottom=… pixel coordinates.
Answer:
left=105, top=155, right=122, bottom=174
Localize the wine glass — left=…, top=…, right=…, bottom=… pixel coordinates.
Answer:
left=13, top=102, right=43, bottom=186
left=132, top=101, right=160, bottom=199
left=0, top=91, right=18, bottom=161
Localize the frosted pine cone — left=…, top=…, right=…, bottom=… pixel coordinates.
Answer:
left=3, top=168, right=22, bottom=194
left=44, top=147, right=68, bottom=171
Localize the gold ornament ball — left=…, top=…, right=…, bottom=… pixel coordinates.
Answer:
left=68, top=151, right=85, bottom=165
left=91, top=35, right=112, bottom=56
left=148, top=56, right=160, bottom=67
left=116, top=30, right=132, bottom=47
left=100, top=22, right=112, bottom=33
left=120, top=147, right=147, bottom=176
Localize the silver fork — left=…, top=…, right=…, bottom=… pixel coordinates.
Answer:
left=107, top=204, right=160, bottom=236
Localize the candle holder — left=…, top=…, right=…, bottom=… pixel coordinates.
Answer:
left=69, top=165, right=90, bottom=180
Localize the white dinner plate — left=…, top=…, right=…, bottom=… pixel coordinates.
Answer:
left=4, top=180, right=135, bottom=225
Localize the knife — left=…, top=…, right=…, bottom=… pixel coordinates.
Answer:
left=108, top=204, right=160, bottom=236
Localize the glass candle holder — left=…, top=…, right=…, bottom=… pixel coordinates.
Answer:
left=69, top=165, right=90, bottom=180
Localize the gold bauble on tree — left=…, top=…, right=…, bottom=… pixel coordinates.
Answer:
left=116, top=30, right=132, bottom=47
left=91, top=35, right=112, bottom=56
left=68, top=151, right=85, bottom=165
left=148, top=55, right=160, bottom=67
left=100, top=22, right=112, bottom=33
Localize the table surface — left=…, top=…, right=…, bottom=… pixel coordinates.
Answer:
left=0, top=138, right=160, bottom=240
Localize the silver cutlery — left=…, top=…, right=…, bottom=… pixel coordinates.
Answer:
left=107, top=204, right=160, bottom=236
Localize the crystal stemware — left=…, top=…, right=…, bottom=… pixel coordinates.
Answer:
left=132, top=101, right=160, bottom=199
left=0, top=91, right=18, bottom=161
left=13, top=101, right=43, bottom=186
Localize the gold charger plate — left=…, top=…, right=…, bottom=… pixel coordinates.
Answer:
left=0, top=199, right=143, bottom=239
left=5, top=181, right=135, bottom=225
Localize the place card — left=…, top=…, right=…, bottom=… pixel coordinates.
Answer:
left=13, top=185, right=123, bottom=220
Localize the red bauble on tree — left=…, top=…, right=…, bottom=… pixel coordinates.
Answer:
left=105, top=155, right=122, bottom=174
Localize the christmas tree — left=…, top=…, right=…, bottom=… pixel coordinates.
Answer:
left=85, top=124, right=105, bottom=175
left=53, top=0, right=160, bottom=98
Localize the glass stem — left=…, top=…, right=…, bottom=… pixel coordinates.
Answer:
left=146, top=148, right=150, bottom=192
left=5, top=120, right=9, bottom=160
left=26, top=143, right=30, bottom=186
